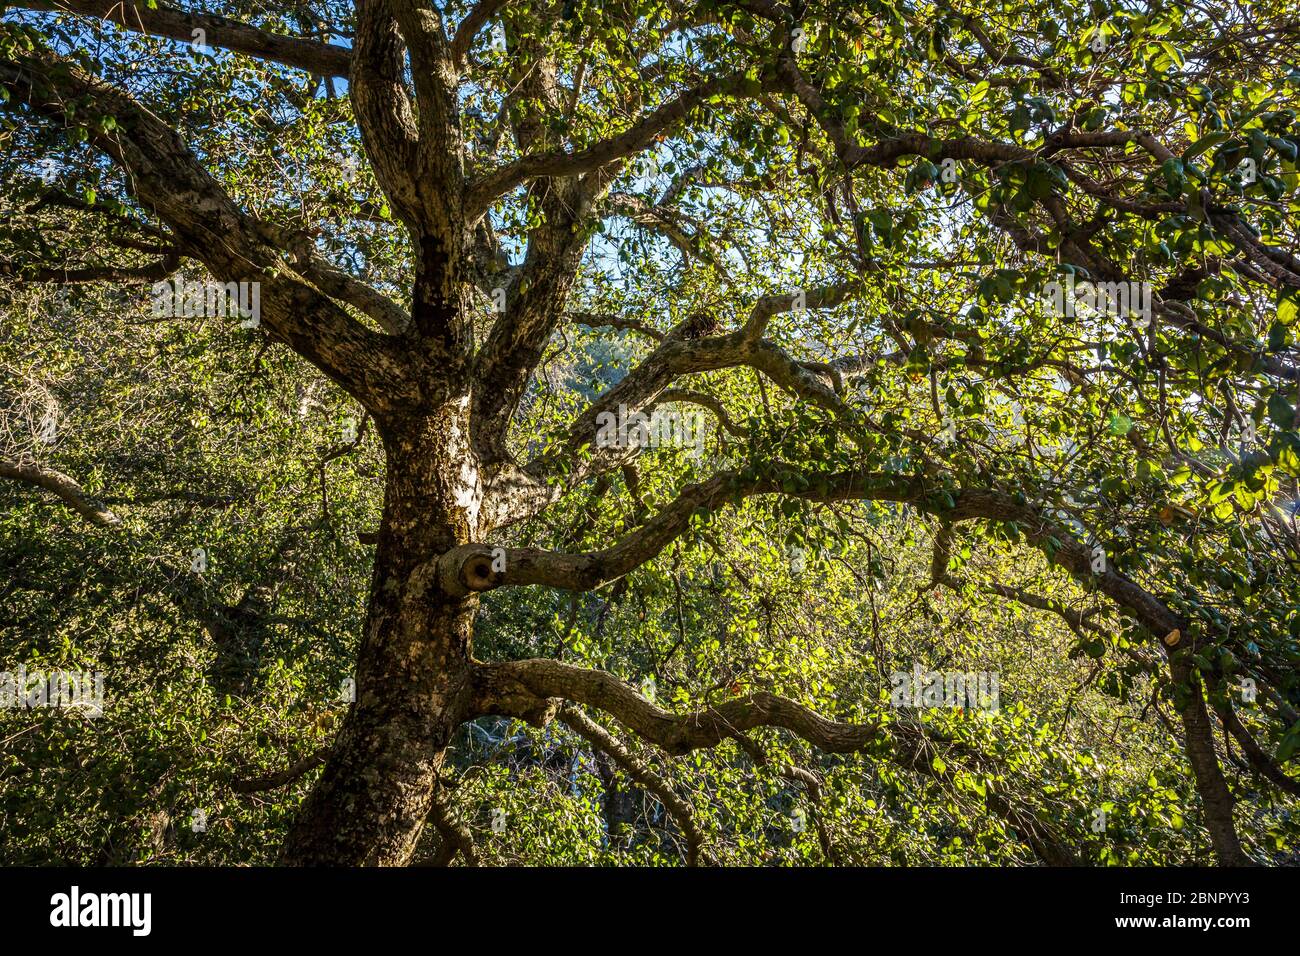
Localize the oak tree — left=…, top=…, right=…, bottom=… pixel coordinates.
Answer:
left=2, top=0, right=1298, bottom=865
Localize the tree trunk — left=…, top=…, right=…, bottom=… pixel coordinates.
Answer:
left=280, top=400, right=482, bottom=865
left=1169, top=657, right=1254, bottom=866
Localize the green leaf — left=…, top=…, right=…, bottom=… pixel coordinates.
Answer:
left=1183, top=130, right=1229, bottom=161
left=1269, top=136, right=1299, bottom=162
left=1269, top=321, right=1289, bottom=351
left=1268, top=393, right=1296, bottom=430
left=1279, top=293, right=1299, bottom=327
left=1276, top=722, right=1300, bottom=764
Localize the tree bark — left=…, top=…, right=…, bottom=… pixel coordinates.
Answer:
left=1168, top=656, right=1255, bottom=866
left=280, top=401, right=481, bottom=865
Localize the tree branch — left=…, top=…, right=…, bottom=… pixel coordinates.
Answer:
left=559, top=704, right=712, bottom=866
left=0, top=251, right=180, bottom=284
left=464, top=70, right=754, bottom=217
left=476, top=660, right=1079, bottom=865
left=1, top=42, right=426, bottom=415
left=230, top=750, right=328, bottom=794
left=473, top=658, right=886, bottom=756
left=14, top=0, right=353, bottom=76
left=450, top=0, right=507, bottom=69
left=0, top=457, right=121, bottom=526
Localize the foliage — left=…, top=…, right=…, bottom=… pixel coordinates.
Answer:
left=1, top=0, right=1298, bottom=865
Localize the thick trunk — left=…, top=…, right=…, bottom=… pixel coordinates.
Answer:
left=280, top=401, right=482, bottom=865
left=1169, top=657, right=1254, bottom=866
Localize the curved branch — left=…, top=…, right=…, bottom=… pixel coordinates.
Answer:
left=0, top=252, right=180, bottom=284
left=1212, top=692, right=1300, bottom=798
left=473, top=658, right=886, bottom=756
left=0, top=457, right=121, bottom=526
left=559, top=704, right=712, bottom=866
left=474, top=660, right=1079, bottom=865
left=780, top=764, right=837, bottom=864
left=742, top=281, right=860, bottom=341
left=230, top=750, right=327, bottom=794
left=448, top=466, right=1177, bottom=640
left=606, top=192, right=709, bottom=263
left=348, top=0, right=424, bottom=236
left=463, top=458, right=1253, bottom=864
left=425, top=785, right=479, bottom=866
left=450, top=0, right=507, bottom=69
left=486, top=323, right=861, bottom=529
left=654, top=388, right=744, bottom=437
left=567, top=311, right=665, bottom=342
left=1, top=42, right=425, bottom=415
left=464, top=70, right=755, bottom=217
left=15, top=0, right=353, bottom=76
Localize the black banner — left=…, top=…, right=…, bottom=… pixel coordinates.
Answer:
left=0, top=866, right=1275, bottom=942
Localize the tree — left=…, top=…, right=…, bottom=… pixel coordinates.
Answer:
left=1, top=0, right=1297, bottom=866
